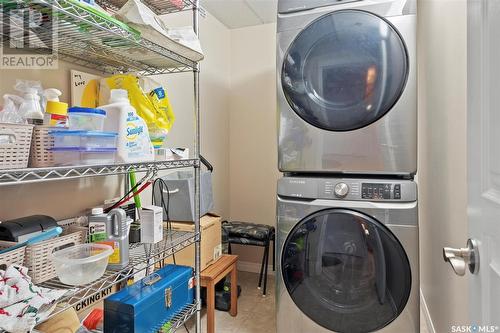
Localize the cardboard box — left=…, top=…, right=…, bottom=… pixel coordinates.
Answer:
left=163, top=213, right=222, bottom=271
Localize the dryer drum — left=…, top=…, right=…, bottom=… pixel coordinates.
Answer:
left=281, top=9, right=409, bottom=132
left=281, top=208, right=412, bottom=333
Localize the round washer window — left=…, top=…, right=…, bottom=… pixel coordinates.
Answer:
left=281, top=10, right=409, bottom=131
left=281, top=209, right=411, bottom=333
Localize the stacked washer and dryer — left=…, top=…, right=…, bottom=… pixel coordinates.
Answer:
left=275, top=1, right=418, bottom=332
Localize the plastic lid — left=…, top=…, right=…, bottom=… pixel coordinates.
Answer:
left=109, top=89, right=129, bottom=103
left=68, top=107, right=106, bottom=116
left=49, top=130, right=118, bottom=137
left=91, top=207, right=104, bottom=215
left=46, top=101, right=68, bottom=116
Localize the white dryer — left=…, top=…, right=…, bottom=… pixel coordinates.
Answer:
left=277, top=0, right=417, bottom=176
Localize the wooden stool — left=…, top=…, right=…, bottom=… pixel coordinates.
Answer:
left=200, top=255, right=238, bottom=333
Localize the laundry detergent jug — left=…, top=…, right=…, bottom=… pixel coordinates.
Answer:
left=100, top=89, right=154, bottom=163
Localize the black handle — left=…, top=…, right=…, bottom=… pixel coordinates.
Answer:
left=200, top=155, right=213, bottom=172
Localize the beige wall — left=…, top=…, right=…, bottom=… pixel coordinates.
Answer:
left=228, top=23, right=280, bottom=264
left=418, top=0, right=469, bottom=331
left=0, top=11, right=231, bottom=220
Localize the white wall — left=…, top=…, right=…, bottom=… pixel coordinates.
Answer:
left=0, top=11, right=231, bottom=220
left=418, top=0, right=469, bottom=331
left=228, top=22, right=280, bottom=265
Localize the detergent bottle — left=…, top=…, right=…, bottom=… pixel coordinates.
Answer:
left=100, top=89, right=154, bottom=163
left=88, top=207, right=132, bottom=270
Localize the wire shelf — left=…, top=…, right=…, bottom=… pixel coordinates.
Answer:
left=0, top=0, right=198, bottom=75
left=0, top=158, right=198, bottom=185
left=97, top=0, right=197, bottom=15
left=40, top=230, right=199, bottom=322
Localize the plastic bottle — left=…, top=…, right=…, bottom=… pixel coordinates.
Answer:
left=100, top=89, right=154, bottom=163
left=43, top=89, right=68, bottom=127
left=18, top=88, right=43, bottom=125
left=1, top=94, right=24, bottom=124
left=88, top=208, right=131, bottom=270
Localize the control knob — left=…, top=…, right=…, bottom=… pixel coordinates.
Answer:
left=334, top=182, right=349, bottom=198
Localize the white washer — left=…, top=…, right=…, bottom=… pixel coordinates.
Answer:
left=276, top=176, right=419, bottom=333
left=277, top=0, right=417, bottom=176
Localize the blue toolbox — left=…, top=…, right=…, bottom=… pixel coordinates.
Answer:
left=104, top=265, right=194, bottom=333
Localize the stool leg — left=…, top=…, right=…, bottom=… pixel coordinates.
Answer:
left=228, top=242, right=232, bottom=254
left=263, top=241, right=270, bottom=296
left=207, top=281, right=215, bottom=333
left=258, top=245, right=266, bottom=289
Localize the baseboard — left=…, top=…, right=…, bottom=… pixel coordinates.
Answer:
left=420, top=288, right=436, bottom=333
left=237, top=260, right=275, bottom=276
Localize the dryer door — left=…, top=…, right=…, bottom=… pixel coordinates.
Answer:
left=281, top=9, right=409, bottom=131
left=281, top=208, right=411, bottom=333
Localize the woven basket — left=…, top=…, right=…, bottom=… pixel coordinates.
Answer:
left=29, top=125, right=56, bottom=167
left=0, top=243, right=26, bottom=267
left=25, top=230, right=86, bottom=283
left=0, top=123, right=34, bottom=170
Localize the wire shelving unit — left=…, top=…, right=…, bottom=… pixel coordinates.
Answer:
left=0, top=0, right=203, bottom=331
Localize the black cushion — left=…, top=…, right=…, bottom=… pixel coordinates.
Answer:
left=222, top=221, right=275, bottom=245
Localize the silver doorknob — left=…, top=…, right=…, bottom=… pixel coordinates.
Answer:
left=443, top=238, right=479, bottom=276
left=334, top=182, right=349, bottom=198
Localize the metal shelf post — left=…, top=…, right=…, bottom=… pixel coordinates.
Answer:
left=193, top=1, right=202, bottom=332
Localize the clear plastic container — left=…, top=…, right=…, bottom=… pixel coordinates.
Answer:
left=68, top=107, right=106, bottom=131
left=50, top=130, right=118, bottom=149
left=51, top=147, right=117, bottom=166
left=51, top=243, right=113, bottom=286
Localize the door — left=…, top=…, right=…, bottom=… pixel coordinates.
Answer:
left=443, top=0, right=500, bottom=329
left=281, top=208, right=412, bottom=333
left=281, top=9, right=409, bottom=132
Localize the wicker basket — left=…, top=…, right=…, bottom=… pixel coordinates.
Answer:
left=0, top=123, right=34, bottom=170
left=29, top=125, right=56, bottom=167
left=0, top=243, right=26, bottom=267
left=25, top=229, right=86, bottom=283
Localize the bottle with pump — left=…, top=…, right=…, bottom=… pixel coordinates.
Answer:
left=88, top=207, right=131, bottom=270
left=18, top=88, right=43, bottom=125
left=43, top=89, right=68, bottom=127
left=100, top=89, right=154, bottom=163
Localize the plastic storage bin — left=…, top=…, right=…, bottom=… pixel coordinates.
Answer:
left=0, top=123, right=34, bottom=170
left=51, top=147, right=117, bottom=166
left=29, top=125, right=56, bottom=167
left=51, top=243, right=113, bottom=285
left=154, top=170, right=213, bottom=221
left=68, top=107, right=106, bottom=131
left=50, top=130, right=118, bottom=149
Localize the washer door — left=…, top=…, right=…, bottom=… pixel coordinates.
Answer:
left=281, top=10, right=409, bottom=131
left=281, top=209, right=411, bottom=333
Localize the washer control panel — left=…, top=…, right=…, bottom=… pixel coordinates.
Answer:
left=361, top=183, right=401, bottom=200
left=277, top=177, right=417, bottom=202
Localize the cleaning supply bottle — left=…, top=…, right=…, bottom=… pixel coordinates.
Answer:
left=1, top=94, right=24, bottom=124
left=88, top=207, right=131, bottom=270
left=18, top=88, right=43, bottom=125
left=100, top=89, right=154, bottom=163
left=43, top=89, right=68, bottom=127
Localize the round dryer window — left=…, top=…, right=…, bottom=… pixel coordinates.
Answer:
left=281, top=10, right=409, bottom=131
left=281, top=209, right=411, bottom=333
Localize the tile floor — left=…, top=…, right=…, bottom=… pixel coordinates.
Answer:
left=186, top=271, right=429, bottom=333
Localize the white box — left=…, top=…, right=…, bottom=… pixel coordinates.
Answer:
left=140, top=205, right=163, bottom=243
